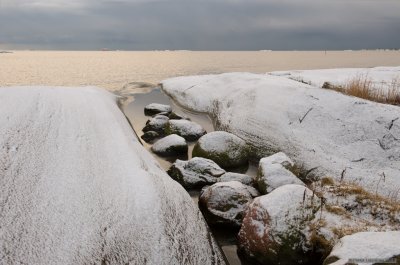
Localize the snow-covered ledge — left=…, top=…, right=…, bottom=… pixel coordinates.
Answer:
left=0, top=87, right=225, bottom=264
left=162, top=70, right=400, bottom=197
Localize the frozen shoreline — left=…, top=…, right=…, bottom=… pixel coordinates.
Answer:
left=162, top=67, right=400, bottom=198
left=0, top=86, right=225, bottom=264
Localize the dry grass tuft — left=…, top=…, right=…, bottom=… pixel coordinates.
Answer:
left=322, top=75, right=400, bottom=105
left=325, top=205, right=348, bottom=216
left=331, top=226, right=366, bottom=238
left=320, top=177, right=335, bottom=187
left=323, top=180, right=400, bottom=225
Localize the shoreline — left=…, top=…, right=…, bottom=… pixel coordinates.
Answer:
left=1, top=50, right=400, bottom=90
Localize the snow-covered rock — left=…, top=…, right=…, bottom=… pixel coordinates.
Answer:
left=257, top=152, right=304, bottom=194
left=168, top=112, right=189, bottom=120
left=143, top=114, right=169, bottom=133
left=0, top=87, right=225, bottom=265
left=141, top=130, right=160, bottom=143
left=151, top=134, right=188, bottom=156
left=218, top=172, right=255, bottom=187
left=166, top=119, right=206, bottom=141
left=237, top=184, right=319, bottom=265
left=270, top=66, right=400, bottom=93
left=162, top=71, right=400, bottom=197
left=199, top=181, right=259, bottom=227
left=259, top=152, right=294, bottom=169
left=144, top=103, right=172, bottom=116
left=324, top=231, right=400, bottom=265
left=167, top=157, right=226, bottom=189
left=192, top=131, right=248, bottom=168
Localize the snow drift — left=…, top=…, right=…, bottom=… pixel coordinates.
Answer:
left=0, top=87, right=225, bottom=264
left=270, top=66, right=400, bottom=92
left=162, top=70, right=400, bottom=197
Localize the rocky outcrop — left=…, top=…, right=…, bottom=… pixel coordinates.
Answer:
left=192, top=131, right=248, bottom=169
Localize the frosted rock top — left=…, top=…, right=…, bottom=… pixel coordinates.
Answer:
left=325, top=231, right=400, bottom=265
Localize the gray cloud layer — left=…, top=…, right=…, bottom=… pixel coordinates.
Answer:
left=0, top=0, right=399, bottom=50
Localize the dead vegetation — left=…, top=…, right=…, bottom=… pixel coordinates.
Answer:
left=322, top=75, right=400, bottom=105
left=315, top=177, right=400, bottom=225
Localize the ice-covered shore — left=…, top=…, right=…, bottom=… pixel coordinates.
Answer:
left=162, top=68, right=400, bottom=197
left=0, top=87, right=225, bottom=264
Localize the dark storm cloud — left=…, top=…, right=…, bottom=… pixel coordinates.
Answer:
left=0, top=0, right=399, bottom=50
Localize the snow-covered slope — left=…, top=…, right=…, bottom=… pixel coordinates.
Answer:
left=270, top=66, right=400, bottom=92
left=162, top=71, right=400, bottom=197
left=0, top=87, right=225, bottom=265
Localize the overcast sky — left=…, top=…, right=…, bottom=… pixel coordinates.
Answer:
left=0, top=0, right=399, bottom=50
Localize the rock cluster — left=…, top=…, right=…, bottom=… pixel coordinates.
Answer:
left=143, top=103, right=400, bottom=265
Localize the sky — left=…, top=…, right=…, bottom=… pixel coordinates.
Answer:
left=0, top=0, right=399, bottom=50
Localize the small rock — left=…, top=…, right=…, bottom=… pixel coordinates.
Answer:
left=167, top=157, right=225, bottom=189
left=218, top=172, right=256, bottom=187
left=199, top=181, right=260, bottom=227
left=166, top=120, right=206, bottom=141
left=141, top=131, right=160, bottom=143
left=143, top=115, right=169, bottom=134
left=151, top=134, right=188, bottom=156
left=144, top=103, right=172, bottom=116
left=154, top=111, right=170, bottom=117
left=324, top=231, right=400, bottom=265
left=238, top=184, right=318, bottom=265
left=192, top=131, right=248, bottom=168
left=168, top=112, right=189, bottom=120
left=257, top=152, right=304, bottom=194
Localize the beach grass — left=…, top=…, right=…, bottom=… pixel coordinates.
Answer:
left=323, top=75, right=400, bottom=105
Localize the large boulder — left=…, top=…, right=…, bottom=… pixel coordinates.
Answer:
left=151, top=134, right=188, bottom=156
left=144, top=103, right=172, bottom=116
left=323, top=231, right=400, bottom=265
left=238, top=184, right=319, bottom=265
left=257, top=152, right=304, bottom=194
left=167, top=157, right=226, bottom=189
left=199, top=181, right=259, bottom=227
left=218, top=172, right=256, bottom=187
left=192, top=131, right=248, bottom=169
left=0, top=87, right=226, bottom=265
left=165, top=120, right=206, bottom=141
left=142, top=115, right=169, bottom=134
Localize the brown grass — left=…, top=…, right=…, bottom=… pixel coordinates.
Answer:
left=325, top=180, right=400, bottom=225
left=331, top=226, right=366, bottom=238
left=322, top=75, right=400, bottom=105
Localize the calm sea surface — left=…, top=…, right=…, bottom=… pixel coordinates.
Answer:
left=1, top=51, right=400, bottom=90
